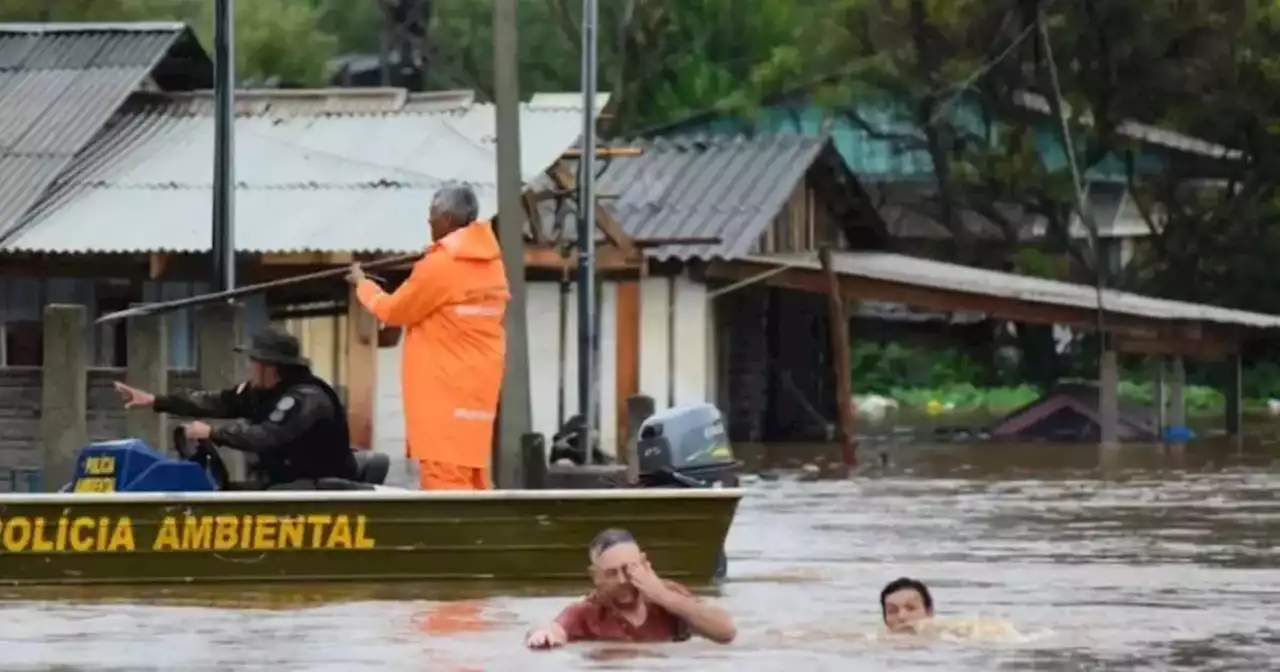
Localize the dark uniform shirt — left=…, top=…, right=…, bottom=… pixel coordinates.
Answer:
left=154, top=376, right=358, bottom=486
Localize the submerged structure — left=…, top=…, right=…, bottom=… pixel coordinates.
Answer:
left=988, top=382, right=1158, bottom=442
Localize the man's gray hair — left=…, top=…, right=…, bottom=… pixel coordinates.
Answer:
left=588, top=528, right=637, bottom=559
left=430, top=184, right=480, bottom=224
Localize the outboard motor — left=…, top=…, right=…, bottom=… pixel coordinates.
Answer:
left=636, top=404, right=740, bottom=489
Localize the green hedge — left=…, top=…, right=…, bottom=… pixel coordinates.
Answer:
left=851, top=342, right=1259, bottom=413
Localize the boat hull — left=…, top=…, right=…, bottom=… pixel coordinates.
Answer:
left=0, top=488, right=742, bottom=586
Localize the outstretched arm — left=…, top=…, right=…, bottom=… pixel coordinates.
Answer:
left=154, top=383, right=253, bottom=420
left=355, top=256, right=448, bottom=327
left=211, top=387, right=330, bottom=455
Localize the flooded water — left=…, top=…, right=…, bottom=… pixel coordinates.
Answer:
left=2, top=435, right=1278, bottom=671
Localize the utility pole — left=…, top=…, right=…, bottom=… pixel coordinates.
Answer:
left=577, top=0, right=600, bottom=461
left=212, top=0, right=235, bottom=292
left=493, top=0, right=532, bottom=488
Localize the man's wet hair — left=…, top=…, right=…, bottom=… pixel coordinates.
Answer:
left=880, top=577, right=934, bottom=615
left=588, top=528, right=637, bottom=559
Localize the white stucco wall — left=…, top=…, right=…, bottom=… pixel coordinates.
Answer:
left=372, top=274, right=710, bottom=463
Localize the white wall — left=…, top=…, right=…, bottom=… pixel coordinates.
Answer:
left=372, top=274, right=711, bottom=462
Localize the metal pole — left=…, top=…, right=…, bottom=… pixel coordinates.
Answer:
left=493, top=0, right=532, bottom=488
left=212, top=0, right=236, bottom=292
left=577, top=0, right=598, bottom=462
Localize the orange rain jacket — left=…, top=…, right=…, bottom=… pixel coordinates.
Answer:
left=356, top=221, right=510, bottom=469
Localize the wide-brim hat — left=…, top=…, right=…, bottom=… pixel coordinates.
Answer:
left=234, top=330, right=311, bottom=367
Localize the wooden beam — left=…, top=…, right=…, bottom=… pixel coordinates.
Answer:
left=819, top=248, right=856, bottom=468
left=706, top=259, right=1242, bottom=355
left=561, top=147, right=643, bottom=158
left=1112, top=334, right=1238, bottom=358
left=545, top=163, right=638, bottom=257
left=345, top=287, right=377, bottom=451
left=148, top=253, right=170, bottom=280
left=615, top=280, right=641, bottom=458
left=261, top=252, right=354, bottom=265
left=521, top=191, right=547, bottom=245
left=525, top=245, right=640, bottom=272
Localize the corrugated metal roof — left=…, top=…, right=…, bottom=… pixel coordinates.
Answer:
left=0, top=22, right=203, bottom=247
left=749, top=251, right=1280, bottom=329
left=644, top=94, right=1237, bottom=182
left=4, top=89, right=609, bottom=253
left=532, top=134, right=832, bottom=261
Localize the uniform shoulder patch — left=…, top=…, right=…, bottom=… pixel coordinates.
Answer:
left=269, top=394, right=299, bottom=423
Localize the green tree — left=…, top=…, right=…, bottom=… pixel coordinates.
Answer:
left=0, top=0, right=337, bottom=86
left=426, top=0, right=812, bottom=133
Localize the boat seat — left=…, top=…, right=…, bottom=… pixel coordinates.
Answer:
left=314, top=478, right=377, bottom=491
left=353, top=451, right=390, bottom=485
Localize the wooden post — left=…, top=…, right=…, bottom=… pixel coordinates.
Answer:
left=126, top=308, right=169, bottom=452
left=1152, top=356, right=1166, bottom=439
left=196, top=302, right=246, bottom=481
left=818, top=248, right=856, bottom=467
left=623, top=394, right=656, bottom=486
left=1099, top=349, right=1120, bottom=448
left=345, top=287, right=377, bottom=450
left=1223, top=353, right=1242, bottom=435
left=615, top=280, right=641, bottom=457
left=40, top=304, right=88, bottom=492
left=1169, top=356, right=1187, bottom=428
left=520, top=433, right=547, bottom=489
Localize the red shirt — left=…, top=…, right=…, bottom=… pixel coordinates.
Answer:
left=554, top=581, right=694, bottom=643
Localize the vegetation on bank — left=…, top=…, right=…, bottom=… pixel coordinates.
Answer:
left=852, top=343, right=1272, bottom=414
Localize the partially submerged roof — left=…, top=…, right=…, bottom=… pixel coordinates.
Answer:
left=530, top=134, right=851, bottom=261
left=0, top=22, right=210, bottom=246
left=4, top=88, right=608, bottom=253
left=988, top=382, right=1157, bottom=442
left=722, top=250, right=1280, bottom=330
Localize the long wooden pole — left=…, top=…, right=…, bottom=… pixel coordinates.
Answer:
left=94, top=252, right=421, bottom=324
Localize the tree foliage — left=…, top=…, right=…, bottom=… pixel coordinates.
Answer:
left=0, top=0, right=337, bottom=86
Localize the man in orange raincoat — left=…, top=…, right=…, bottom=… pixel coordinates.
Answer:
left=346, top=185, right=510, bottom=490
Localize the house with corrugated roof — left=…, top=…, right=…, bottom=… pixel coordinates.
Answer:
left=640, top=90, right=1238, bottom=279
left=3, top=23, right=1279, bottom=465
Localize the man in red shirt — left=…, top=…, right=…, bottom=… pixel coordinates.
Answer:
left=525, top=529, right=736, bottom=648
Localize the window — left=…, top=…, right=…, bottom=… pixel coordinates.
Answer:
left=3, top=321, right=43, bottom=366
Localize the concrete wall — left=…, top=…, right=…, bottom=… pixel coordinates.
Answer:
left=0, top=367, right=199, bottom=473
left=0, top=278, right=268, bottom=369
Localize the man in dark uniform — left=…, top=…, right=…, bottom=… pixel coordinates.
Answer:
left=114, top=330, right=359, bottom=489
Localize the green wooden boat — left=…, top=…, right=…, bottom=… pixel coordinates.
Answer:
left=0, top=487, right=741, bottom=586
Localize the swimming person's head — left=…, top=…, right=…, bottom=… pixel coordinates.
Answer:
left=880, top=577, right=934, bottom=632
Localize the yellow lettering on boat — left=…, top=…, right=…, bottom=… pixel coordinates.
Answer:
left=83, top=456, right=116, bottom=475
left=278, top=516, right=305, bottom=548
left=153, top=516, right=180, bottom=550
left=73, top=477, right=115, bottom=493
left=105, top=517, right=135, bottom=551
left=0, top=516, right=135, bottom=552
left=213, top=515, right=239, bottom=550
left=0, top=514, right=375, bottom=552
left=30, top=517, right=54, bottom=552
left=70, top=517, right=95, bottom=551
left=183, top=515, right=213, bottom=548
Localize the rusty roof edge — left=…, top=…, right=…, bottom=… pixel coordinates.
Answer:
left=742, top=250, right=1280, bottom=328
left=0, top=21, right=190, bottom=34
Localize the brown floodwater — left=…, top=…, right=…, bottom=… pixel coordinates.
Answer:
left=1, top=426, right=1277, bottom=671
